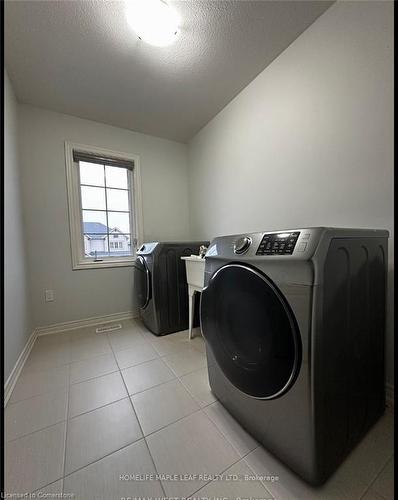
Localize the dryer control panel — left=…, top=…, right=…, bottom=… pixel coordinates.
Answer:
left=256, top=231, right=300, bottom=255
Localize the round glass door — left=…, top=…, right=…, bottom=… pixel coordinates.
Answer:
left=200, top=263, right=301, bottom=399
left=134, top=256, right=151, bottom=309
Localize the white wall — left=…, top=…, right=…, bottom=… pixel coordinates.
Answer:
left=188, top=1, right=394, bottom=386
left=18, top=104, right=190, bottom=327
left=4, top=71, right=32, bottom=380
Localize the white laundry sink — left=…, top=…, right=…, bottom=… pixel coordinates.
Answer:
left=181, top=255, right=205, bottom=289
left=181, top=256, right=206, bottom=338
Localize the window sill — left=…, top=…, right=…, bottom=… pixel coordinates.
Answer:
left=72, top=258, right=136, bottom=270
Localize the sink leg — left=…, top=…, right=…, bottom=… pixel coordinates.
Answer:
left=188, top=287, right=195, bottom=339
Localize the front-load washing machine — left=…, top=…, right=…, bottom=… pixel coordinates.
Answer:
left=200, top=227, right=388, bottom=485
left=134, top=241, right=208, bottom=336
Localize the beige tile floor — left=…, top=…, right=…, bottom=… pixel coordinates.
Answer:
left=4, top=319, right=394, bottom=499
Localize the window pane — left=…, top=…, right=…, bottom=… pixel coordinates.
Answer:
left=106, top=188, right=129, bottom=211
left=80, top=162, right=104, bottom=186
left=83, top=233, right=108, bottom=257
left=82, top=211, right=107, bottom=234
left=81, top=186, right=106, bottom=210
left=108, top=211, right=130, bottom=233
left=108, top=232, right=131, bottom=257
left=105, top=165, right=128, bottom=189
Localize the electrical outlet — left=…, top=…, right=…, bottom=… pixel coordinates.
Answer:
left=45, top=289, right=55, bottom=302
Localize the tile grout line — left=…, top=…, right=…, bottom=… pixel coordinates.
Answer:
left=125, top=355, right=211, bottom=436
left=6, top=394, right=136, bottom=445
left=5, top=395, right=69, bottom=444
left=75, top=349, right=207, bottom=395
left=107, top=330, right=168, bottom=497
left=162, top=357, right=208, bottom=380
left=112, top=323, right=212, bottom=496
left=20, top=345, right=116, bottom=385
left=26, top=324, right=149, bottom=371
left=5, top=370, right=214, bottom=446
left=13, top=329, right=205, bottom=405
left=140, top=399, right=215, bottom=439
left=59, top=394, right=218, bottom=488
left=61, top=364, right=71, bottom=495
left=177, top=441, right=269, bottom=499
left=18, top=324, right=138, bottom=494
left=133, top=336, right=273, bottom=499
left=242, top=447, right=277, bottom=498
left=9, top=349, right=122, bottom=403
left=69, top=367, right=120, bottom=387
left=6, top=331, right=209, bottom=443
left=31, top=478, right=65, bottom=496
left=55, top=401, right=220, bottom=489
left=174, top=362, right=212, bottom=406
left=5, top=419, right=68, bottom=445
left=203, top=407, right=259, bottom=460
left=7, top=321, right=211, bottom=491
left=138, top=405, right=252, bottom=497
left=16, top=325, right=269, bottom=498
left=125, top=370, right=178, bottom=397
left=110, top=323, right=208, bottom=403
left=358, top=453, right=394, bottom=500
left=7, top=382, right=70, bottom=407
left=10, top=320, right=391, bottom=500
left=16, top=369, right=72, bottom=495
left=61, top=437, right=148, bottom=483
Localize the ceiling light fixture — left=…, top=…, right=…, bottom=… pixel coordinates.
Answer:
left=126, top=0, right=180, bottom=47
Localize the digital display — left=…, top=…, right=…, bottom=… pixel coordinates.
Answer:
left=256, top=232, right=300, bottom=255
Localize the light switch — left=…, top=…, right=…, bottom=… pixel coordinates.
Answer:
left=297, top=242, right=307, bottom=252
left=45, top=289, right=55, bottom=302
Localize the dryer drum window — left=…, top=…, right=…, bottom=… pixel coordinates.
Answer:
left=134, top=255, right=151, bottom=309
left=201, top=264, right=302, bottom=399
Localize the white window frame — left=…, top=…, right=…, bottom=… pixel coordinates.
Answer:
left=65, top=141, right=143, bottom=270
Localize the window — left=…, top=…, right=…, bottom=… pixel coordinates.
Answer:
left=65, top=142, right=143, bottom=269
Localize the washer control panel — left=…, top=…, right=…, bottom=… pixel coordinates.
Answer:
left=256, top=231, right=300, bottom=255
left=136, top=242, right=158, bottom=255
left=234, top=236, right=252, bottom=254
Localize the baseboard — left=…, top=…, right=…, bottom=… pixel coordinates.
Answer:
left=35, top=310, right=137, bottom=336
left=4, top=329, right=37, bottom=407
left=386, top=383, right=394, bottom=409
left=4, top=310, right=138, bottom=406
left=5, top=311, right=394, bottom=416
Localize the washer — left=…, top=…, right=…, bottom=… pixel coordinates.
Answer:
left=200, top=227, right=388, bottom=485
left=134, top=241, right=208, bottom=336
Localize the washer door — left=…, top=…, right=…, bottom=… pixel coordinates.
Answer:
left=200, top=263, right=301, bottom=399
left=134, top=256, right=151, bottom=309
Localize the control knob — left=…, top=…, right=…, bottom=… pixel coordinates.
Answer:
left=234, top=236, right=252, bottom=254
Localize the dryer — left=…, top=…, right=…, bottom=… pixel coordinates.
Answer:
left=200, top=227, right=388, bottom=485
left=134, top=241, right=208, bottom=336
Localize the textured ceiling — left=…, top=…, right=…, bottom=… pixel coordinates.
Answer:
left=5, top=0, right=333, bottom=142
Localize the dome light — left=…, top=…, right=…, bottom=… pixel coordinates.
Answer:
left=126, top=0, right=180, bottom=47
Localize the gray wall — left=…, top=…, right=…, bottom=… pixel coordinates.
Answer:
left=18, top=104, right=190, bottom=328
left=188, top=1, right=394, bottom=386
left=4, top=71, right=32, bottom=380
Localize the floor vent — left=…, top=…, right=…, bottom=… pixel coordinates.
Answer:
left=95, top=323, right=122, bottom=334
